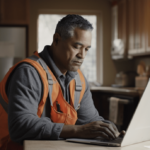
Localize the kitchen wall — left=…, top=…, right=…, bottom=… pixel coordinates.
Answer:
left=0, top=27, right=26, bottom=81
left=113, top=59, right=135, bottom=73
left=113, top=57, right=150, bottom=75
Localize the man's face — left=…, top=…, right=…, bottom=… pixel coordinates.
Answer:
left=52, top=28, right=92, bottom=74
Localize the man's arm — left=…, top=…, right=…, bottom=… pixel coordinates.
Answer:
left=7, top=63, right=64, bottom=144
left=60, top=77, right=120, bottom=139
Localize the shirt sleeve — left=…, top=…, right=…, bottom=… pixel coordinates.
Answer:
left=7, top=63, right=64, bottom=144
left=75, top=76, right=112, bottom=125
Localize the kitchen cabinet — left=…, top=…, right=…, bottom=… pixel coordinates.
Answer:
left=127, top=0, right=135, bottom=55
left=111, top=0, right=127, bottom=59
left=117, top=0, right=127, bottom=47
left=111, top=0, right=150, bottom=58
left=0, top=0, right=29, bottom=25
left=127, top=0, right=146, bottom=56
left=145, top=0, right=150, bottom=52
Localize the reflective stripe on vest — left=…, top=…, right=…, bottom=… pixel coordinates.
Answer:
left=29, top=54, right=54, bottom=106
left=29, top=54, right=83, bottom=111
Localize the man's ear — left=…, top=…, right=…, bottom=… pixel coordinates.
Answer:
left=53, top=33, right=61, bottom=46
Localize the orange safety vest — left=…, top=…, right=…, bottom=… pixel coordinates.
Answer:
left=0, top=52, right=86, bottom=150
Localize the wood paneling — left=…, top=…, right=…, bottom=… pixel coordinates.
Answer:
left=0, top=0, right=29, bottom=24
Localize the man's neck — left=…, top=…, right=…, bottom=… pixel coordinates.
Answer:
left=48, top=46, right=67, bottom=75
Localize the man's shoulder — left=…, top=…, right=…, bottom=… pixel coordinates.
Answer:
left=9, top=59, right=44, bottom=82
left=14, top=61, right=39, bottom=72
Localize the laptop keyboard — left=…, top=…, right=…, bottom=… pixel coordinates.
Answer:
left=96, top=137, right=123, bottom=143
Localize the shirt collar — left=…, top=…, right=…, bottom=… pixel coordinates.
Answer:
left=39, top=45, right=77, bottom=79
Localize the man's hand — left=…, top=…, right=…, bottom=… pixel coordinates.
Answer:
left=119, top=130, right=126, bottom=138
left=76, top=121, right=120, bottom=139
left=60, top=121, right=120, bottom=140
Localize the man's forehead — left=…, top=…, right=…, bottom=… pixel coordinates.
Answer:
left=74, top=42, right=91, bottom=48
left=73, top=28, right=92, bottom=36
left=71, top=28, right=92, bottom=45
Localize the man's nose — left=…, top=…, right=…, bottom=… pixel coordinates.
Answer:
left=78, top=48, right=86, bottom=59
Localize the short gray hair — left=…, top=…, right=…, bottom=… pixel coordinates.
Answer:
left=55, top=14, right=93, bottom=39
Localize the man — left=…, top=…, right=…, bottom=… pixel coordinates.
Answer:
left=0, top=14, right=124, bottom=149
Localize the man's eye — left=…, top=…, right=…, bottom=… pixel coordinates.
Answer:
left=85, top=48, right=89, bottom=51
left=74, top=46, right=80, bottom=49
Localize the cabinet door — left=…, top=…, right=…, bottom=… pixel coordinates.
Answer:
left=145, top=0, right=150, bottom=52
left=0, top=0, right=29, bottom=24
left=111, top=0, right=127, bottom=59
left=127, top=0, right=135, bottom=55
left=134, top=0, right=145, bottom=53
left=118, top=0, right=127, bottom=50
left=111, top=5, right=118, bottom=45
left=128, top=0, right=146, bottom=56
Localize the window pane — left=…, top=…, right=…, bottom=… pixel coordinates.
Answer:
left=38, top=14, right=97, bottom=82
left=80, top=15, right=97, bottom=82
left=38, top=14, right=66, bottom=52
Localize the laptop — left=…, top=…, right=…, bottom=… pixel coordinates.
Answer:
left=66, top=79, right=150, bottom=147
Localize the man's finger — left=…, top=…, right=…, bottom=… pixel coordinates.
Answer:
left=119, top=130, right=126, bottom=137
left=111, top=124, right=120, bottom=137
left=98, top=126, right=116, bottom=139
left=112, top=123, right=118, bottom=131
left=98, top=132, right=110, bottom=140
left=100, top=122, right=118, bottom=138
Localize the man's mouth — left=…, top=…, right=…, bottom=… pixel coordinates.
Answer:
left=73, top=61, right=82, bottom=65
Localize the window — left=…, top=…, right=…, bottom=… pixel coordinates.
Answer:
left=38, top=14, right=97, bottom=82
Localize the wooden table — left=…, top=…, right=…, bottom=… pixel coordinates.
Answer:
left=24, top=140, right=150, bottom=150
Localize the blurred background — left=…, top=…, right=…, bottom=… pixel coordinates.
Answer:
left=0, top=0, right=150, bottom=131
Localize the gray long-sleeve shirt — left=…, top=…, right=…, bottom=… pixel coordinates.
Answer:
left=7, top=46, right=106, bottom=144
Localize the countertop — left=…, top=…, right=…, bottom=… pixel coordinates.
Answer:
left=90, top=86, right=144, bottom=97
left=24, top=140, right=150, bottom=150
